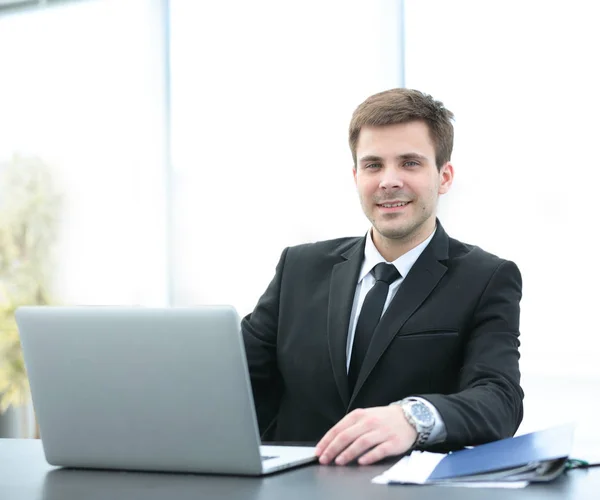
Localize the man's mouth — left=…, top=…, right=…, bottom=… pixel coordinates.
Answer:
left=377, top=201, right=410, bottom=208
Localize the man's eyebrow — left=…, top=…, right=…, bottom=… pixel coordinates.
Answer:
left=396, top=153, right=428, bottom=161
left=358, top=155, right=383, bottom=163
left=358, top=153, right=428, bottom=163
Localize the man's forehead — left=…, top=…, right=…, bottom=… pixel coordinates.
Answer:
left=358, top=152, right=430, bottom=162
left=357, top=121, right=433, bottom=145
left=356, top=130, right=435, bottom=162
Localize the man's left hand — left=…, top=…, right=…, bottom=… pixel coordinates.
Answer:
left=315, top=405, right=417, bottom=465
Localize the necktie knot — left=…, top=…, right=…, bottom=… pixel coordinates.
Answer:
left=372, top=262, right=400, bottom=285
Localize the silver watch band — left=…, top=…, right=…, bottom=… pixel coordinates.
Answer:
left=394, top=399, right=434, bottom=447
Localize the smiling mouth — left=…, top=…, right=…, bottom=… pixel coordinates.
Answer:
left=377, top=201, right=410, bottom=208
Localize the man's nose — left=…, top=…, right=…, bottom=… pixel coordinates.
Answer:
left=378, top=167, right=404, bottom=190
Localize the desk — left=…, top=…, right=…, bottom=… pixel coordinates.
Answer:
left=1, top=439, right=599, bottom=500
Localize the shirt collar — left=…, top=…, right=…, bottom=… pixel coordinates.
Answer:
left=358, top=227, right=437, bottom=283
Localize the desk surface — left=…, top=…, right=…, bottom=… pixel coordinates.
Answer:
left=1, top=439, right=599, bottom=500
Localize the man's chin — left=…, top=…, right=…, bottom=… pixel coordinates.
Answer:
left=373, top=224, right=413, bottom=241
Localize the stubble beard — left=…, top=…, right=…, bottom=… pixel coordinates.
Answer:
left=370, top=203, right=434, bottom=244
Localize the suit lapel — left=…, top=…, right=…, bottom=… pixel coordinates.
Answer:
left=327, top=238, right=365, bottom=408
left=349, top=223, right=450, bottom=404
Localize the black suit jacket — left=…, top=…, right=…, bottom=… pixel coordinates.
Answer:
left=242, top=222, right=524, bottom=451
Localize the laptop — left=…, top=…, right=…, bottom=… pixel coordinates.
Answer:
left=15, top=305, right=317, bottom=475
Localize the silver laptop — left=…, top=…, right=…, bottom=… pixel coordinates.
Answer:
left=16, top=305, right=317, bottom=475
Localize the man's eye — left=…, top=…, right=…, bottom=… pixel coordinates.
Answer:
left=365, top=163, right=382, bottom=169
left=404, top=161, right=419, bottom=167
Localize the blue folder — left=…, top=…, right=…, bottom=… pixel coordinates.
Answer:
left=428, top=424, right=574, bottom=482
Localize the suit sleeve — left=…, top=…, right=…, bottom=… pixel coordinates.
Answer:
left=418, top=260, right=524, bottom=451
left=241, top=248, right=288, bottom=439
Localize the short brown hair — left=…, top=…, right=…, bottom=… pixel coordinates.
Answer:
left=349, top=88, right=454, bottom=170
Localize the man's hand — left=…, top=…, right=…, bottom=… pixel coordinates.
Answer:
left=315, top=406, right=417, bottom=465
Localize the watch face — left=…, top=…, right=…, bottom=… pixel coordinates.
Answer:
left=411, top=402, right=435, bottom=428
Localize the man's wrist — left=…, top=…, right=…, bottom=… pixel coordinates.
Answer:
left=390, top=403, right=418, bottom=446
left=391, top=398, right=435, bottom=447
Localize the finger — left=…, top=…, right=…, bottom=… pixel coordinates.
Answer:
left=316, top=410, right=363, bottom=457
left=357, top=437, right=408, bottom=465
left=316, top=423, right=345, bottom=457
left=334, top=428, right=389, bottom=465
left=321, top=419, right=372, bottom=465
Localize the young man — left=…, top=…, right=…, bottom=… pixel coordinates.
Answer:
left=242, top=88, right=523, bottom=465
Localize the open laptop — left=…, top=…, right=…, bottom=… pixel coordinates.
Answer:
left=15, top=305, right=317, bottom=475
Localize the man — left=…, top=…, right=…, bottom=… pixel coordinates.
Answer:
left=242, top=88, right=523, bottom=466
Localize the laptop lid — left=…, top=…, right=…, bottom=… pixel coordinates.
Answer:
left=16, top=305, right=293, bottom=475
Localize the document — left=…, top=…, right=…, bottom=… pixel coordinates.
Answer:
left=372, top=423, right=574, bottom=487
left=373, top=451, right=531, bottom=487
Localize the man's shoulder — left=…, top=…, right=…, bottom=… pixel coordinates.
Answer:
left=448, top=235, right=519, bottom=275
left=285, top=236, right=364, bottom=261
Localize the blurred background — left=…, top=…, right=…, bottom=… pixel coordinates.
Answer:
left=0, top=0, right=598, bottom=457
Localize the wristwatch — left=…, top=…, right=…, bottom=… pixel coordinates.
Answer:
left=397, top=399, right=435, bottom=448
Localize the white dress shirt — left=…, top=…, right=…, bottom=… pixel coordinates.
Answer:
left=345, top=228, right=447, bottom=445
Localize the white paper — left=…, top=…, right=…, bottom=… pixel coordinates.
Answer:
left=372, top=451, right=445, bottom=484
left=372, top=451, right=530, bottom=488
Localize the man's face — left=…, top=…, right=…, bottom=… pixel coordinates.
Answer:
left=353, top=121, right=453, bottom=248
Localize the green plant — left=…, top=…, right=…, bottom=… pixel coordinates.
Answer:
left=0, top=154, right=62, bottom=413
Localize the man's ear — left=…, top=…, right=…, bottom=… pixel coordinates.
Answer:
left=438, top=162, right=454, bottom=194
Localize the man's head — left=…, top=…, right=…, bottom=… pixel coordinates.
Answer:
left=349, top=89, right=455, bottom=259
left=349, top=88, right=454, bottom=171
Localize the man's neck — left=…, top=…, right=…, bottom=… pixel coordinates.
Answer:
left=371, top=223, right=436, bottom=262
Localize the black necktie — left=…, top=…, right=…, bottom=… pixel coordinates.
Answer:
left=348, top=263, right=400, bottom=393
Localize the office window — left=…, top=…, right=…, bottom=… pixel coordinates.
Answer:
left=0, top=0, right=169, bottom=307
left=169, top=0, right=403, bottom=314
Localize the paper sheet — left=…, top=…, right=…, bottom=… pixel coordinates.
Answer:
left=372, top=451, right=529, bottom=488
left=372, top=451, right=445, bottom=484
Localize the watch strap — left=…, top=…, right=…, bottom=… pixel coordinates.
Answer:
left=394, top=399, right=434, bottom=447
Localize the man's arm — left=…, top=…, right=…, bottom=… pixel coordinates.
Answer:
left=241, top=248, right=288, bottom=438
left=417, top=259, right=524, bottom=450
